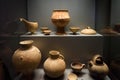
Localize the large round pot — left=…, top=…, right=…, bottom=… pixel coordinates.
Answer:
left=12, top=40, right=41, bottom=74
left=43, top=50, right=66, bottom=78
left=51, top=9, right=70, bottom=35
left=88, top=54, right=109, bottom=79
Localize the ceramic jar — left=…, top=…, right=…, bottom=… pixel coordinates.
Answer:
left=71, top=62, right=85, bottom=73
left=69, top=27, right=80, bottom=35
left=80, top=26, right=96, bottom=35
left=43, top=50, right=66, bottom=78
left=20, top=18, right=38, bottom=34
left=12, top=40, right=41, bottom=74
left=100, top=25, right=117, bottom=34
left=51, top=9, right=70, bottom=35
left=88, top=54, right=109, bottom=79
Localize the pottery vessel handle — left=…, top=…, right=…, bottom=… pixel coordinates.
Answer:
left=19, top=18, right=24, bottom=21
left=82, top=64, right=86, bottom=68
left=87, top=26, right=91, bottom=29
left=19, top=18, right=28, bottom=22
left=59, top=54, right=64, bottom=60
left=88, top=61, right=93, bottom=68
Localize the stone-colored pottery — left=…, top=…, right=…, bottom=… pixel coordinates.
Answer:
left=71, top=62, right=85, bottom=73
left=12, top=40, right=41, bottom=74
left=43, top=50, right=66, bottom=78
left=43, top=30, right=51, bottom=35
left=100, top=25, right=117, bottom=34
left=40, top=27, right=49, bottom=33
left=80, top=26, right=96, bottom=35
left=51, top=9, right=70, bottom=35
left=67, top=73, right=78, bottom=80
left=20, top=18, right=38, bottom=34
left=69, top=27, right=80, bottom=34
left=88, top=54, right=109, bottom=79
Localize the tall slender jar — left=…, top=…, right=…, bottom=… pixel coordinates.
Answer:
left=43, top=50, right=66, bottom=78
left=12, top=40, right=41, bottom=74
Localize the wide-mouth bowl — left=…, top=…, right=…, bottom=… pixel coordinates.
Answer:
left=71, top=62, right=85, bottom=73
left=71, top=62, right=83, bottom=70
left=43, top=30, right=51, bottom=35
left=69, top=27, right=80, bottom=33
left=40, top=27, right=49, bottom=32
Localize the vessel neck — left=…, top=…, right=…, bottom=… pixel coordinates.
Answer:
left=19, top=40, right=33, bottom=50
left=49, top=50, right=60, bottom=59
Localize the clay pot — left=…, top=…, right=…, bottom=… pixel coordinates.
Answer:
left=80, top=26, right=96, bottom=35
left=51, top=9, right=70, bottom=35
left=43, top=30, right=51, bottom=35
left=71, top=62, right=85, bottom=73
left=12, top=40, right=41, bottom=74
left=100, top=25, right=117, bottom=34
left=67, top=73, right=78, bottom=80
left=20, top=18, right=38, bottom=34
left=69, top=27, right=80, bottom=35
left=88, top=54, right=109, bottom=79
left=40, top=27, right=49, bottom=33
left=43, top=50, right=66, bottom=78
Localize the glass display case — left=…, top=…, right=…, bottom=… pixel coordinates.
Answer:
left=0, top=0, right=120, bottom=80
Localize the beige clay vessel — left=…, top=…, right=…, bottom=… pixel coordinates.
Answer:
left=71, top=62, right=85, bottom=73
left=12, top=40, right=41, bottom=74
left=43, top=50, right=66, bottom=78
left=20, top=18, right=38, bottom=34
left=88, top=54, right=109, bottom=79
left=51, top=9, right=70, bottom=35
left=67, top=73, right=78, bottom=80
left=69, top=27, right=80, bottom=34
left=100, top=26, right=117, bottom=34
left=43, top=30, right=51, bottom=35
left=80, top=26, right=96, bottom=35
left=40, top=27, right=49, bottom=33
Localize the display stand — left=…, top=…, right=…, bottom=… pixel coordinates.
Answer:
left=14, top=69, right=111, bottom=80
left=20, top=32, right=103, bottom=67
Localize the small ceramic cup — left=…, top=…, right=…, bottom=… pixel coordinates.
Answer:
left=71, top=62, right=85, bottom=73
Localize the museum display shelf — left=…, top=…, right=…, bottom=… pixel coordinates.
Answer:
left=14, top=69, right=111, bottom=80
left=19, top=31, right=103, bottom=66
left=20, top=31, right=102, bottom=37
